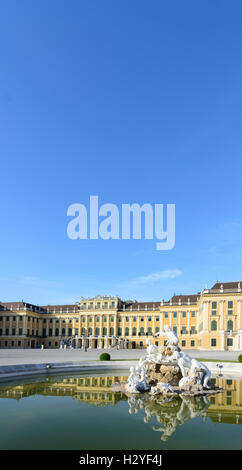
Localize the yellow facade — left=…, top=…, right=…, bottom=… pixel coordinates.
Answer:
left=0, top=281, right=242, bottom=351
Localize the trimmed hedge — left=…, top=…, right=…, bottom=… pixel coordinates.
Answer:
left=238, top=354, right=242, bottom=363
left=99, top=353, right=111, bottom=361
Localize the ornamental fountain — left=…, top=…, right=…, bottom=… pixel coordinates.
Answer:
left=111, top=326, right=223, bottom=398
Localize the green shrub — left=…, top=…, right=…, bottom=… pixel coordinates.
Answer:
left=99, top=353, right=111, bottom=361
left=238, top=354, right=242, bottom=363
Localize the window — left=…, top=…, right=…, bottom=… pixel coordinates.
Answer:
left=139, top=327, right=145, bottom=336
left=125, top=327, right=129, bottom=336
left=228, top=310, right=233, bottom=315
left=227, top=338, right=233, bottom=346
left=191, top=340, right=195, bottom=347
left=156, top=316, right=159, bottom=321
left=82, top=317, right=86, bottom=322
left=62, top=328, right=66, bottom=336
left=89, top=317, right=92, bottom=322
left=110, top=327, right=114, bottom=335
left=111, top=302, right=115, bottom=308
left=118, top=327, right=122, bottom=336
left=132, top=327, right=136, bottom=336
left=0, top=329, right=2, bottom=336
left=155, top=326, right=159, bottom=333
left=211, top=338, right=216, bottom=347
left=228, top=301, right=233, bottom=309
left=147, top=327, right=152, bottom=336
left=211, top=310, right=217, bottom=316
left=55, top=328, right=59, bottom=336
left=181, top=340, right=186, bottom=347
left=103, top=316, right=107, bottom=322
left=110, top=316, right=114, bottom=322
left=140, top=317, right=144, bottom=322
left=212, top=302, right=217, bottom=309
left=173, top=312, right=177, bottom=318
left=103, top=327, right=107, bottom=335
left=148, top=316, right=151, bottom=322
left=95, top=328, right=100, bottom=335
left=49, top=328, right=52, bottom=337
left=211, top=320, right=217, bottom=331
left=125, top=317, right=129, bottom=322
left=88, top=328, right=92, bottom=335
left=68, top=328, right=72, bottom=336
left=227, top=320, right=233, bottom=331
left=227, top=380, right=232, bottom=386
left=133, top=316, right=136, bottom=322
left=173, top=326, right=177, bottom=333
left=191, top=311, right=195, bottom=317
left=182, top=312, right=186, bottom=318
left=164, top=312, right=168, bottom=318
left=12, top=328, right=15, bottom=335
left=96, top=316, right=100, bottom=322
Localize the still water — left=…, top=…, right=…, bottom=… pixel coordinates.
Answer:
left=0, top=370, right=241, bottom=450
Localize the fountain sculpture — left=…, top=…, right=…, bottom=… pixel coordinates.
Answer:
left=112, top=326, right=222, bottom=398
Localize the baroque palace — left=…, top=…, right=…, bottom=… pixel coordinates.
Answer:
left=1, top=281, right=242, bottom=351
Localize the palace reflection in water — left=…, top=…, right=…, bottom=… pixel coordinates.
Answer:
left=0, top=374, right=242, bottom=441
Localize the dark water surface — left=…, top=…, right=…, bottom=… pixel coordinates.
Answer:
left=0, top=371, right=241, bottom=450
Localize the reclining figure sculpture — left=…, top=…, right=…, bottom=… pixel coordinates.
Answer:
left=127, top=326, right=211, bottom=393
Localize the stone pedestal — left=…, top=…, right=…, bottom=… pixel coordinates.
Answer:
left=146, top=362, right=183, bottom=386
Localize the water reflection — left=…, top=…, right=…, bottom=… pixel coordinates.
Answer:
left=0, top=374, right=242, bottom=441
left=128, top=394, right=210, bottom=441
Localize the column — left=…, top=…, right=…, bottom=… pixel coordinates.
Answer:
left=237, top=300, right=242, bottom=331
left=160, top=311, right=163, bottom=334
left=219, top=300, right=224, bottom=330
left=203, top=301, right=209, bottom=331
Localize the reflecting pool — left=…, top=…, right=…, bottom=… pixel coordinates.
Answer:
left=0, top=371, right=242, bottom=449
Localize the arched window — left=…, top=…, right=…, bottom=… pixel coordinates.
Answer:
left=155, top=327, right=159, bottom=334
left=118, top=327, right=122, bottom=336
left=96, top=316, right=100, bottom=322
left=55, top=328, right=59, bottom=337
left=110, top=327, right=114, bottom=335
left=88, top=328, right=92, bottom=335
left=211, top=321, right=217, bottom=331
left=110, top=316, right=114, bottom=322
left=103, top=327, right=107, bottom=335
left=61, top=328, right=65, bottom=336
left=95, top=327, right=100, bottom=336
left=227, top=320, right=233, bottom=331
left=103, top=316, right=107, bottom=322
left=81, top=328, right=86, bottom=335
left=147, top=327, right=152, bottom=336
left=139, top=327, right=145, bottom=336
left=125, top=327, right=129, bottom=336
left=132, top=327, right=136, bottom=336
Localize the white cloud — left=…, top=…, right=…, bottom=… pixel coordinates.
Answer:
left=128, top=269, right=182, bottom=286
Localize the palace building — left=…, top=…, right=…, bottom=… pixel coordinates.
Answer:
left=0, top=281, right=242, bottom=351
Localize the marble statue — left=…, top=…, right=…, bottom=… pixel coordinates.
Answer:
left=125, top=325, right=213, bottom=394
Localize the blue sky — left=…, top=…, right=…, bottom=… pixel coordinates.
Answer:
left=1, top=0, right=242, bottom=305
